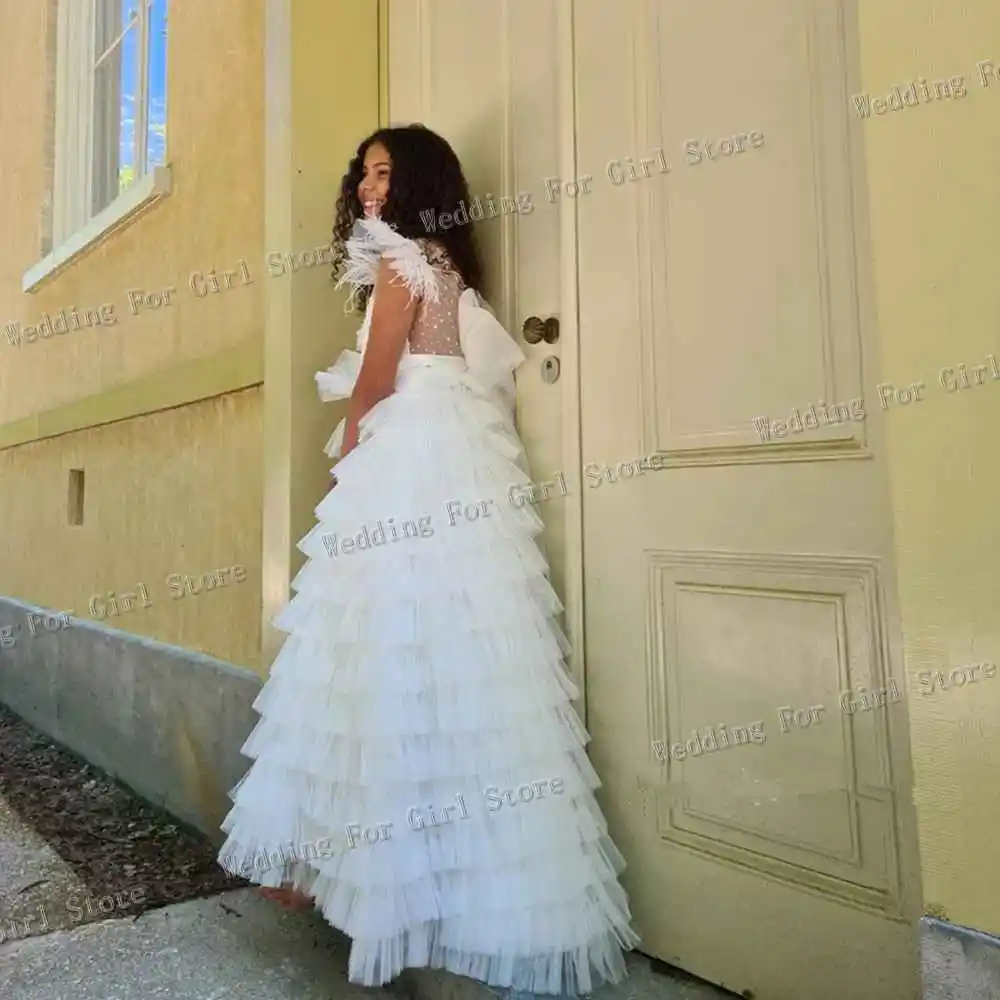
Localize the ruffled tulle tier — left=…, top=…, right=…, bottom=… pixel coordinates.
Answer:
left=218, top=362, right=638, bottom=993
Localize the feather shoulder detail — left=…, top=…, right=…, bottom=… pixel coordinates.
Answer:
left=335, top=217, right=441, bottom=310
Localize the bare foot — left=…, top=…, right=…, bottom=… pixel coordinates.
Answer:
left=260, top=885, right=312, bottom=910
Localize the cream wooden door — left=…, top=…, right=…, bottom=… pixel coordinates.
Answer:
left=574, top=1, right=924, bottom=998
left=386, top=0, right=576, bottom=647
left=387, top=2, right=925, bottom=998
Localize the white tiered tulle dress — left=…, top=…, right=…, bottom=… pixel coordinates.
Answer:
left=218, top=218, right=639, bottom=995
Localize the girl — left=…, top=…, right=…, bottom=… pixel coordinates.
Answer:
left=218, top=125, right=638, bottom=997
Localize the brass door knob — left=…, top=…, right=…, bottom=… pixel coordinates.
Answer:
left=522, top=315, right=560, bottom=345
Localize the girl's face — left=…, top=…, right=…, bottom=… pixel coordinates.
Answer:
left=358, top=141, right=390, bottom=218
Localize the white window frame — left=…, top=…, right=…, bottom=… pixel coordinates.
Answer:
left=25, top=0, right=171, bottom=292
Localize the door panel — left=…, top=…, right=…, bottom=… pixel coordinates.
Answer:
left=387, top=0, right=572, bottom=612
left=575, top=1, right=923, bottom=998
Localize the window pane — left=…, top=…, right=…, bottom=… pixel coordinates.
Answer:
left=94, top=0, right=139, bottom=63
left=91, top=19, right=140, bottom=216
left=146, top=0, right=167, bottom=168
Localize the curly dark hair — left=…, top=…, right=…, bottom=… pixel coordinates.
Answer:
left=330, top=125, right=484, bottom=311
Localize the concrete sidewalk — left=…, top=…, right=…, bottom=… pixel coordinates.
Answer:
left=0, top=790, right=731, bottom=1000
left=10, top=783, right=989, bottom=1000
left=0, top=888, right=737, bottom=1000
left=0, top=789, right=386, bottom=1000
left=0, top=885, right=389, bottom=1000
left=0, top=887, right=734, bottom=1000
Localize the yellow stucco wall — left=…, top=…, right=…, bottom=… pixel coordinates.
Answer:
left=0, top=0, right=266, bottom=668
left=857, top=6, right=1000, bottom=931
left=0, top=0, right=265, bottom=421
left=0, top=389, right=263, bottom=668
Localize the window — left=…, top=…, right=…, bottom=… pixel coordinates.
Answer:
left=91, top=0, right=168, bottom=213
left=30, top=0, right=169, bottom=288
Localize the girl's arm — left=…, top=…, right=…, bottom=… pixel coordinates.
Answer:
left=340, top=258, right=420, bottom=458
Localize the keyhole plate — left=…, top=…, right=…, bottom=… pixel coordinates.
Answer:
left=541, top=355, right=561, bottom=384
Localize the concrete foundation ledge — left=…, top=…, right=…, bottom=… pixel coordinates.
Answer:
left=920, top=916, right=1000, bottom=1000
left=0, top=597, right=260, bottom=840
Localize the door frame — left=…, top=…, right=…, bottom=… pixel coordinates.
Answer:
left=374, top=0, right=592, bottom=712
left=261, top=0, right=381, bottom=666
left=551, top=0, right=589, bottom=712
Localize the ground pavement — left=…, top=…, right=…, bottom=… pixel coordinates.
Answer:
left=0, top=709, right=732, bottom=1000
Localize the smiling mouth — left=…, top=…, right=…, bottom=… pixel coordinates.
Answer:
left=362, top=198, right=384, bottom=217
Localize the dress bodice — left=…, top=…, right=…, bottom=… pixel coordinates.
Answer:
left=355, top=237, right=466, bottom=359
left=317, top=217, right=526, bottom=460
left=407, top=239, right=466, bottom=356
